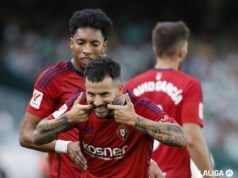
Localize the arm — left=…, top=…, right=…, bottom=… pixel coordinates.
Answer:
left=135, top=116, right=186, bottom=147
left=20, top=112, right=87, bottom=169
left=33, top=95, right=92, bottom=145
left=19, top=112, right=56, bottom=152
left=183, top=123, right=214, bottom=178
left=181, top=81, right=214, bottom=177
left=32, top=115, right=75, bottom=145
left=108, top=94, right=186, bottom=147
left=149, top=159, right=165, bottom=178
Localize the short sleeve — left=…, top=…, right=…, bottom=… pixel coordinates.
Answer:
left=181, top=79, right=204, bottom=127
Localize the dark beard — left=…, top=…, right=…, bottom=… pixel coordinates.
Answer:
left=90, top=102, right=114, bottom=119
left=90, top=97, right=126, bottom=120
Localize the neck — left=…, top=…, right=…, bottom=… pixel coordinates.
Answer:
left=71, top=59, right=84, bottom=73
left=154, top=57, right=180, bottom=70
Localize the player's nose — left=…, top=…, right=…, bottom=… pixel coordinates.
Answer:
left=93, top=95, right=103, bottom=107
left=82, top=43, right=93, bottom=55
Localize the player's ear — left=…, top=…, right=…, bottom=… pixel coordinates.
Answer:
left=124, top=93, right=132, bottom=105
left=102, top=40, right=108, bottom=54
left=118, top=83, right=124, bottom=94
left=69, top=37, right=74, bottom=50
left=152, top=46, right=157, bottom=56
left=178, top=42, right=188, bottom=59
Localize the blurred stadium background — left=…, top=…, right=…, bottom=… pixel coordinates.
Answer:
left=0, top=0, right=238, bottom=177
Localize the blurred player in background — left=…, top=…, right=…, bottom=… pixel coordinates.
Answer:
left=124, top=21, right=214, bottom=178
left=19, top=8, right=113, bottom=178
left=32, top=57, right=186, bottom=178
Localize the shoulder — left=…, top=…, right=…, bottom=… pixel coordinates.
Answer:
left=175, top=71, right=203, bottom=98
left=178, top=71, right=200, bottom=82
left=177, top=71, right=201, bottom=87
left=66, top=92, right=87, bottom=108
left=127, top=91, right=162, bottom=115
left=131, top=70, right=154, bottom=81
left=35, top=61, right=71, bottom=90
left=124, top=70, right=154, bottom=88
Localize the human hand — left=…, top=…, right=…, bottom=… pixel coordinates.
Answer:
left=149, top=160, right=165, bottom=178
left=66, top=93, right=92, bottom=123
left=67, top=141, right=87, bottom=170
left=107, top=94, right=138, bottom=126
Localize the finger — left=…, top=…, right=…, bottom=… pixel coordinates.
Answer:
left=79, top=104, right=93, bottom=111
left=124, top=93, right=133, bottom=105
left=73, top=92, right=83, bottom=105
left=73, top=152, right=87, bottom=170
left=113, top=95, right=125, bottom=105
left=78, top=155, right=87, bottom=170
left=107, top=104, right=123, bottom=110
left=75, top=158, right=87, bottom=170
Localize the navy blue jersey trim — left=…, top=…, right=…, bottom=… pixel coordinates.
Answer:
left=127, top=90, right=162, bottom=115
left=66, top=90, right=86, bottom=108
left=38, top=62, right=69, bottom=89
left=67, top=61, right=84, bottom=77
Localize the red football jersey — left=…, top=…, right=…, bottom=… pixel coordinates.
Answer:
left=27, top=60, right=85, bottom=178
left=124, top=69, right=204, bottom=178
left=51, top=92, right=176, bottom=178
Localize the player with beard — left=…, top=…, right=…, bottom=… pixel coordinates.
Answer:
left=32, top=57, right=186, bottom=178
left=19, top=9, right=113, bottom=178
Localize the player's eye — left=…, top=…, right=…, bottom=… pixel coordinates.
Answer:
left=92, top=42, right=100, bottom=47
left=78, top=42, right=85, bottom=45
left=100, top=93, right=109, bottom=97
left=87, top=92, right=95, bottom=98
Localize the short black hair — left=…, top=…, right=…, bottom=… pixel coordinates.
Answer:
left=84, top=56, right=121, bottom=82
left=152, top=21, right=190, bottom=57
left=69, top=8, right=113, bottom=40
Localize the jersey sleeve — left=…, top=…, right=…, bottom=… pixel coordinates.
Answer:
left=131, top=92, right=177, bottom=124
left=181, top=79, right=204, bottom=127
left=48, top=92, right=83, bottom=120
left=27, top=70, right=60, bottom=118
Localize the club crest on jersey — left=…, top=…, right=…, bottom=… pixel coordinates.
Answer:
left=117, top=125, right=128, bottom=140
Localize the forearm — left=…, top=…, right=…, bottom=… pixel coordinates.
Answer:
left=33, top=115, right=75, bottom=145
left=28, top=142, right=57, bottom=152
left=19, top=128, right=56, bottom=152
left=187, top=138, right=214, bottom=178
left=135, top=116, right=186, bottom=147
left=183, top=123, right=214, bottom=178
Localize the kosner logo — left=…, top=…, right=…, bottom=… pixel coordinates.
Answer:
left=82, top=141, right=128, bottom=160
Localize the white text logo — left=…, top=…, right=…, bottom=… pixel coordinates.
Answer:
left=201, top=169, right=234, bottom=177
left=133, top=80, right=183, bottom=105
left=82, top=141, right=127, bottom=160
